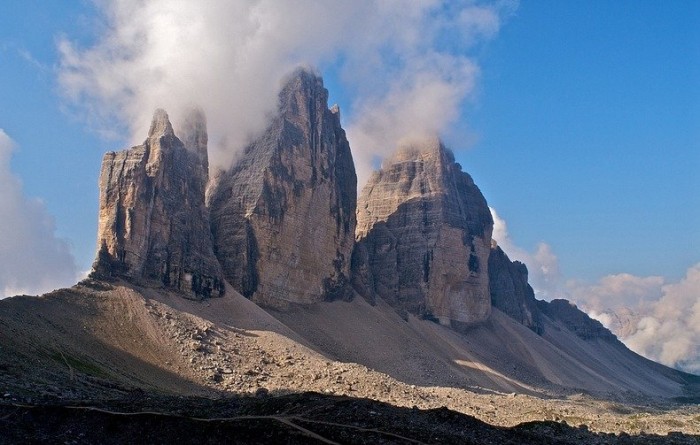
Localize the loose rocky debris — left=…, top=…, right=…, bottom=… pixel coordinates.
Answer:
left=1, top=282, right=698, bottom=443
left=1, top=392, right=698, bottom=445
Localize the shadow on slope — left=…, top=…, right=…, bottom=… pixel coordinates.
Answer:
left=1, top=391, right=697, bottom=445
left=0, top=284, right=217, bottom=399
left=1, top=280, right=695, bottom=403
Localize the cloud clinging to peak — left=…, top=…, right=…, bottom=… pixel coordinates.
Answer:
left=57, top=0, right=516, bottom=186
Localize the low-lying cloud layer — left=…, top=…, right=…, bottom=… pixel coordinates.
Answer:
left=491, top=207, right=700, bottom=374
left=58, top=0, right=515, bottom=187
left=572, top=266, right=700, bottom=375
left=0, top=130, right=78, bottom=298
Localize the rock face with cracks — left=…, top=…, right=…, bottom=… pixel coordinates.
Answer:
left=488, top=244, right=543, bottom=334
left=354, top=140, right=493, bottom=326
left=92, top=109, right=224, bottom=299
left=208, top=69, right=357, bottom=307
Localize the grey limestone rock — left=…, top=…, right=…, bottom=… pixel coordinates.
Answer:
left=354, top=139, right=493, bottom=326
left=488, top=244, right=543, bottom=334
left=208, top=68, right=357, bottom=307
left=92, top=109, right=224, bottom=299
left=538, top=299, right=617, bottom=341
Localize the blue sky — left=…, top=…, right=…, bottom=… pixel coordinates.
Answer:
left=463, top=0, right=699, bottom=283
left=0, top=1, right=698, bottom=371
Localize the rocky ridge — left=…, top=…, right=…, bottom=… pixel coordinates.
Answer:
left=539, top=298, right=618, bottom=341
left=488, top=243, right=543, bottom=333
left=92, top=109, right=224, bottom=299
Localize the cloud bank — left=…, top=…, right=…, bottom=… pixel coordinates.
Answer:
left=572, top=266, right=700, bottom=374
left=0, top=130, right=78, bottom=298
left=57, top=0, right=516, bottom=186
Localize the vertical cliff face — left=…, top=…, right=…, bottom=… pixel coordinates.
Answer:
left=354, top=140, right=493, bottom=326
left=92, top=109, right=224, bottom=299
left=208, top=69, right=357, bottom=306
left=488, top=244, right=542, bottom=333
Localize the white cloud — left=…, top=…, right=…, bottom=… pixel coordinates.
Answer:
left=572, top=265, right=700, bottom=374
left=568, top=273, right=664, bottom=312
left=623, top=264, right=700, bottom=374
left=0, top=130, right=78, bottom=298
left=57, top=0, right=516, bottom=187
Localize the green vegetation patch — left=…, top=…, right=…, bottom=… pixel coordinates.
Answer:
left=50, top=352, right=110, bottom=379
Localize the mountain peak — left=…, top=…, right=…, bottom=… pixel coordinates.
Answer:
left=278, top=67, right=328, bottom=117
left=148, top=108, right=175, bottom=138
left=386, top=136, right=450, bottom=166
left=92, top=108, right=223, bottom=299
left=179, top=107, right=209, bottom=171
left=208, top=68, right=357, bottom=307
left=354, top=140, right=493, bottom=327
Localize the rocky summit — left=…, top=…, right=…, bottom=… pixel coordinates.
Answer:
left=353, top=139, right=493, bottom=327
left=92, top=109, right=224, bottom=299
left=208, top=69, right=357, bottom=307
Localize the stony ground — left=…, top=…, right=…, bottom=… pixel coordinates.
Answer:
left=2, top=392, right=699, bottom=444
left=1, top=282, right=698, bottom=443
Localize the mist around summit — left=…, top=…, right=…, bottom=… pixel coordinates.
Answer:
left=57, top=0, right=513, bottom=187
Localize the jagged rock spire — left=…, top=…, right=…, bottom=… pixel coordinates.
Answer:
left=92, top=109, right=224, bottom=299
left=208, top=68, right=357, bottom=307
left=148, top=108, right=175, bottom=138
left=180, top=107, right=209, bottom=171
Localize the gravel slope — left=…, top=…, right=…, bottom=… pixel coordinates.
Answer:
left=0, top=280, right=698, bottom=439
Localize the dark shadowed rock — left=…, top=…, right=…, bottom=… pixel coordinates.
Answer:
left=538, top=299, right=617, bottom=341
left=208, top=68, right=357, bottom=307
left=488, top=244, right=543, bottom=334
left=92, top=109, right=224, bottom=299
left=354, top=139, right=493, bottom=326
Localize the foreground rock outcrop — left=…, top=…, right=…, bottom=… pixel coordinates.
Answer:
left=92, top=109, right=224, bottom=299
left=354, top=139, right=493, bottom=326
left=208, top=69, right=357, bottom=306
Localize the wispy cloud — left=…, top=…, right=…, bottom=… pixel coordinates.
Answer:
left=0, top=130, right=78, bottom=298
left=57, top=0, right=516, bottom=186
